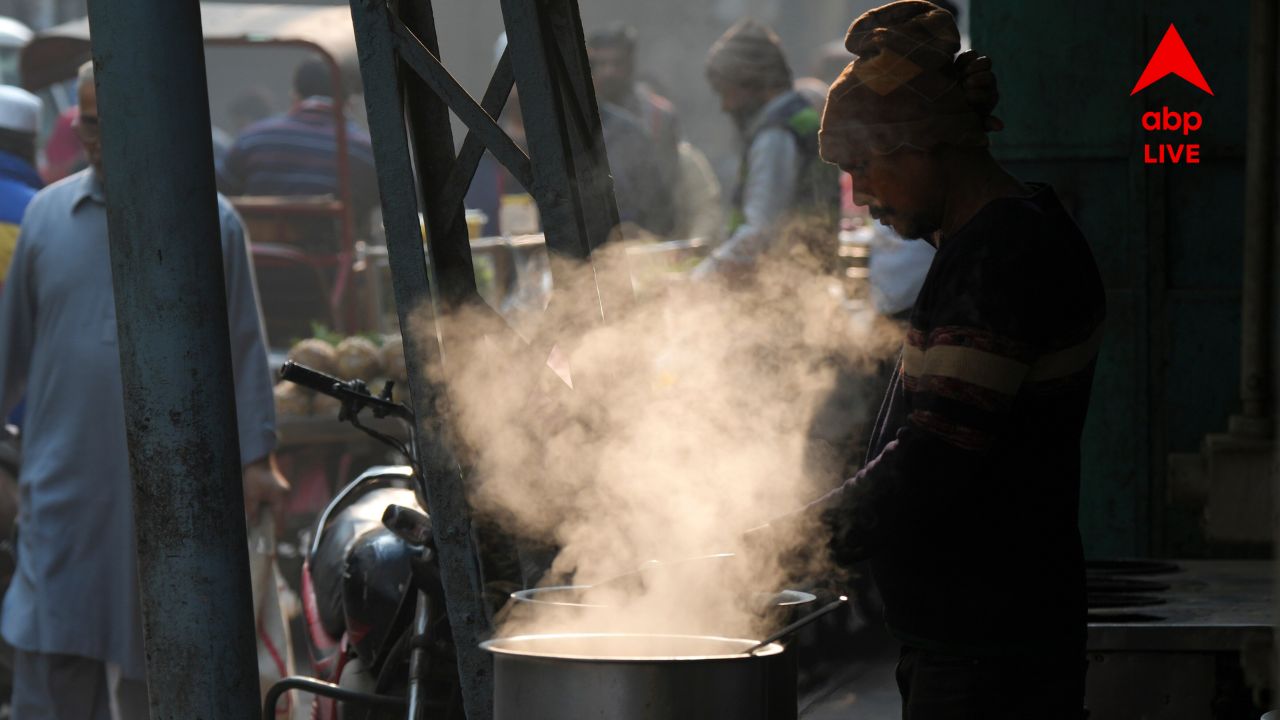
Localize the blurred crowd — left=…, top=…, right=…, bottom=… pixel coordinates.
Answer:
left=0, top=3, right=969, bottom=313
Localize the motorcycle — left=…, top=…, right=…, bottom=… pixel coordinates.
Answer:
left=264, top=362, right=462, bottom=720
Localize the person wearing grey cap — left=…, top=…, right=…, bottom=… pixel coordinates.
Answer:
left=692, top=19, right=840, bottom=281
left=0, top=85, right=42, bottom=286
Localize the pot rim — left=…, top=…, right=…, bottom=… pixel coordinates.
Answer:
left=481, top=632, right=786, bottom=662
left=509, top=586, right=818, bottom=610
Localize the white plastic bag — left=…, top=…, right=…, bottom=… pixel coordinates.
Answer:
left=868, top=227, right=936, bottom=316
left=249, top=514, right=306, bottom=720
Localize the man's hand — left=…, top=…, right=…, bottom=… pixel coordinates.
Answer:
left=243, top=455, right=290, bottom=524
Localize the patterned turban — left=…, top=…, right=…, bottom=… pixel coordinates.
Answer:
left=706, top=19, right=793, bottom=92
left=819, top=0, right=1003, bottom=160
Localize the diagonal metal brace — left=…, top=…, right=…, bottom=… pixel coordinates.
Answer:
left=349, top=0, right=632, bottom=716
left=438, top=51, right=515, bottom=244
left=349, top=0, right=496, bottom=717
left=389, top=15, right=533, bottom=191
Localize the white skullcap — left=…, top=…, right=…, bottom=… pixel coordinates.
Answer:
left=0, top=86, right=40, bottom=135
left=0, top=18, right=32, bottom=50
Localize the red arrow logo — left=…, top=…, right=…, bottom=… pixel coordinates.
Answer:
left=1131, top=24, right=1213, bottom=96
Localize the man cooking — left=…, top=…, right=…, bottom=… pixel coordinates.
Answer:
left=0, top=61, right=288, bottom=719
left=763, top=2, right=1106, bottom=717
left=218, top=58, right=380, bottom=239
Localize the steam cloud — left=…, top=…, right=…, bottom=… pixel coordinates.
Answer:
left=419, top=239, right=904, bottom=644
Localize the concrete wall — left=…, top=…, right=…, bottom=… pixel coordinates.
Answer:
left=973, top=1, right=1250, bottom=557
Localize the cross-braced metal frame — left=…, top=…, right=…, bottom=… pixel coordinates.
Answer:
left=349, top=0, right=629, bottom=716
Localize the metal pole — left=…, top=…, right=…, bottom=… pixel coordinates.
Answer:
left=349, top=1, right=494, bottom=716
left=1255, top=0, right=1280, bottom=707
left=405, top=591, right=431, bottom=720
left=87, top=1, right=261, bottom=717
left=1239, top=0, right=1277, bottom=436
left=400, top=0, right=481, bottom=309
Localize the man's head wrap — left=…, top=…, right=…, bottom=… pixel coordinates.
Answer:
left=819, top=0, right=1002, bottom=161
left=706, top=19, right=793, bottom=92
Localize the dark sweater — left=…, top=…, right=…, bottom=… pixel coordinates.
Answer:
left=821, top=184, right=1105, bottom=656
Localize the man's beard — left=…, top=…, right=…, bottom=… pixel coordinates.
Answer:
left=872, top=206, right=938, bottom=242
left=891, top=219, right=939, bottom=242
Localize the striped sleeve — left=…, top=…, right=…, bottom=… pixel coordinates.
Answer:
left=787, top=198, right=1109, bottom=565
left=902, top=323, right=1037, bottom=451
left=818, top=230, right=1071, bottom=560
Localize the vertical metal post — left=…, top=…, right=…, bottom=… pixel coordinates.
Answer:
left=349, top=1, right=494, bottom=717
left=348, top=0, right=636, bottom=713
left=1239, top=0, right=1278, bottom=437
left=498, top=0, right=601, bottom=261
left=87, top=1, right=260, bottom=717
left=1250, top=0, right=1280, bottom=705
left=498, top=0, right=630, bottom=319
left=399, top=0, right=479, bottom=309
left=539, top=0, right=621, bottom=254
left=405, top=591, right=432, bottom=720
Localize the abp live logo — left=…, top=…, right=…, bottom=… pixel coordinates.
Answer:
left=1132, top=24, right=1213, bottom=165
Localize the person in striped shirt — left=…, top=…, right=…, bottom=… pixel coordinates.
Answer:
left=218, top=58, right=379, bottom=235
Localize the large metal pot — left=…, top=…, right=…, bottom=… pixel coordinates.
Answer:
left=482, top=633, right=795, bottom=720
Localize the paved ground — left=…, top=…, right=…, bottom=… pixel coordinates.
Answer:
left=798, top=621, right=902, bottom=719
left=738, top=584, right=904, bottom=719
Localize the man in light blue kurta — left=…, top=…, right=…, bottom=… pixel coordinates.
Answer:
left=0, top=62, right=287, bottom=719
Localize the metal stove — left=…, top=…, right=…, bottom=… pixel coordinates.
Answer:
left=1085, top=559, right=1272, bottom=719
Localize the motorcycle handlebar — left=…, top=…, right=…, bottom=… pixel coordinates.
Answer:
left=279, top=360, right=344, bottom=395
left=279, top=361, right=414, bottom=422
